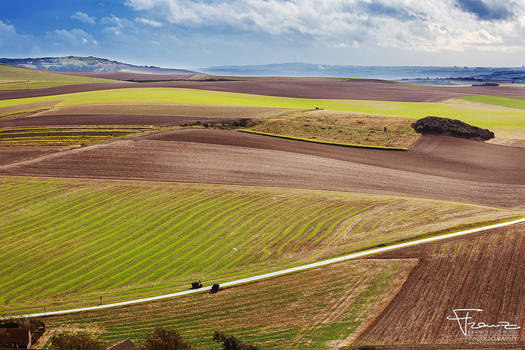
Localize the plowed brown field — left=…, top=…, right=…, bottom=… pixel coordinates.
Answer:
left=148, top=129, right=525, bottom=184
left=0, top=104, right=285, bottom=127
left=2, top=130, right=524, bottom=209
left=1, top=78, right=525, bottom=102
left=356, top=222, right=525, bottom=348
left=0, top=146, right=64, bottom=165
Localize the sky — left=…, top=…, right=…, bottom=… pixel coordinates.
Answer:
left=1, top=0, right=525, bottom=69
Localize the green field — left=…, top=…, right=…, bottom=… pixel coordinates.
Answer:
left=0, top=177, right=518, bottom=315
left=0, top=64, right=119, bottom=90
left=1, top=87, right=525, bottom=130
left=42, top=258, right=417, bottom=349
left=0, top=126, right=157, bottom=146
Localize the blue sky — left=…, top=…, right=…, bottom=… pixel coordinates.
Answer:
left=1, top=0, right=525, bottom=69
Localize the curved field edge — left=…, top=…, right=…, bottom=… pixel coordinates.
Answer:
left=237, top=129, right=409, bottom=151
left=0, top=65, right=121, bottom=90
left=0, top=126, right=159, bottom=146
left=242, top=110, right=419, bottom=149
left=40, top=258, right=419, bottom=350
left=0, top=176, right=519, bottom=315
left=0, top=87, right=524, bottom=129
left=459, top=95, right=525, bottom=110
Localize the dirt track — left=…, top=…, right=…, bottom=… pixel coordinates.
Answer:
left=1, top=79, right=525, bottom=102
left=356, top=223, right=525, bottom=348
left=2, top=129, right=524, bottom=209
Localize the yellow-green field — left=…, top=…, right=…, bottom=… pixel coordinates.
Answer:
left=459, top=95, right=525, bottom=110
left=0, top=126, right=157, bottom=146
left=1, top=87, right=525, bottom=130
left=0, top=64, right=119, bottom=90
left=41, top=258, right=417, bottom=349
left=0, top=177, right=519, bottom=315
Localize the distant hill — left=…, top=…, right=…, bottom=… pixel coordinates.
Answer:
left=0, top=56, right=196, bottom=75
left=202, top=62, right=525, bottom=82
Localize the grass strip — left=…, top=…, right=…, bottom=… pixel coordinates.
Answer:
left=237, top=129, right=408, bottom=151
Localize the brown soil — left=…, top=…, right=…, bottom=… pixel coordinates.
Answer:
left=2, top=130, right=524, bottom=209
left=0, top=146, right=64, bottom=166
left=148, top=129, right=525, bottom=185
left=1, top=79, right=524, bottom=102
left=0, top=100, right=59, bottom=116
left=0, top=104, right=284, bottom=127
left=356, top=223, right=525, bottom=348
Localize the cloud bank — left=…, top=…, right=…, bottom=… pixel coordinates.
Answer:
left=71, top=11, right=96, bottom=24
left=125, top=0, right=525, bottom=52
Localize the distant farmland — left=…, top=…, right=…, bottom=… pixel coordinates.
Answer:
left=0, top=64, right=119, bottom=90
left=42, top=258, right=418, bottom=349
left=1, top=87, right=525, bottom=130
left=0, top=177, right=517, bottom=315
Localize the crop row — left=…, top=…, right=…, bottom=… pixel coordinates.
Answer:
left=0, top=177, right=516, bottom=314
left=0, top=126, right=155, bottom=145
left=43, top=259, right=417, bottom=349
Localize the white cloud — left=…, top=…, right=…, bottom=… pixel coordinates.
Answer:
left=46, top=28, right=98, bottom=47
left=0, top=20, right=16, bottom=47
left=101, top=15, right=127, bottom=28
left=71, top=11, right=96, bottom=24
left=0, top=20, right=33, bottom=50
left=125, top=0, right=525, bottom=53
left=101, top=16, right=132, bottom=36
left=0, top=19, right=15, bottom=34
left=135, top=17, right=163, bottom=27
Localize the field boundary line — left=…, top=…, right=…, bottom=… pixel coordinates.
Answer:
left=5, top=216, right=525, bottom=319
left=0, top=126, right=170, bottom=171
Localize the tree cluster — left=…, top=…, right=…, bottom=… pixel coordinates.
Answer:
left=411, top=116, right=494, bottom=140
left=49, top=327, right=258, bottom=350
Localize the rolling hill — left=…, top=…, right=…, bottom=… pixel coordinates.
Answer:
left=0, top=56, right=196, bottom=75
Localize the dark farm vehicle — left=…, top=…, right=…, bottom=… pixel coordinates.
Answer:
left=191, top=281, right=203, bottom=289
left=210, top=284, right=220, bottom=294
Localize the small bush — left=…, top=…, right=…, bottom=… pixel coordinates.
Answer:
left=139, top=327, right=192, bottom=350
left=213, top=330, right=258, bottom=350
left=205, top=118, right=257, bottom=130
left=50, top=333, right=105, bottom=350
left=411, top=116, right=494, bottom=140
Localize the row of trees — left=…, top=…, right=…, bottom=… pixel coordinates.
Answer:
left=50, top=327, right=258, bottom=350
